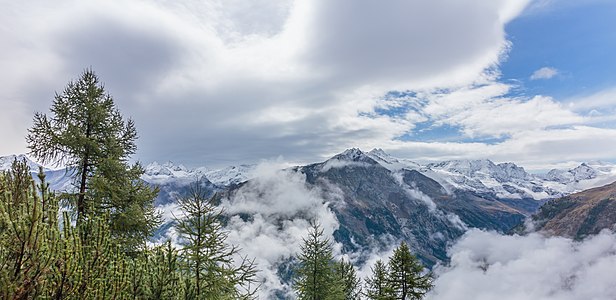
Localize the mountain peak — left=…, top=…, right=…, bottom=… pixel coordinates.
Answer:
left=333, top=148, right=366, bottom=161
left=368, top=148, right=388, bottom=157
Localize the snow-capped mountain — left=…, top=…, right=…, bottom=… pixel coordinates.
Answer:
left=2, top=150, right=615, bottom=202
left=424, top=159, right=555, bottom=199
left=366, top=149, right=616, bottom=201
left=366, top=148, right=421, bottom=171
left=0, top=154, right=256, bottom=191
left=202, top=165, right=255, bottom=187
left=424, top=158, right=616, bottom=200
left=142, top=161, right=256, bottom=187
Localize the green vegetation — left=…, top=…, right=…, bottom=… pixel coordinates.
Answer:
left=292, top=223, right=432, bottom=300
left=363, top=243, right=432, bottom=300
left=27, top=68, right=159, bottom=252
left=0, top=69, right=258, bottom=299
left=174, top=184, right=258, bottom=299
left=2, top=68, right=434, bottom=299
left=293, top=222, right=352, bottom=300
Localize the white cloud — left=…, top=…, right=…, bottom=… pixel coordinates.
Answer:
left=3, top=0, right=612, bottom=172
left=382, top=126, right=616, bottom=171
left=219, top=161, right=343, bottom=298
left=0, top=0, right=532, bottom=167
left=414, top=83, right=584, bottom=138
left=566, top=87, right=616, bottom=112
left=531, top=66, right=559, bottom=80
left=428, top=229, right=616, bottom=300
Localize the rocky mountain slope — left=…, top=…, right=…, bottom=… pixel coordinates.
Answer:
left=528, top=181, right=616, bottom=239
left=2, top=150, right=615, bottom=261
left=303, top=149, right=554, bottom=262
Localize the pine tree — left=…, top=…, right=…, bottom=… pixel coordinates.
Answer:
left=26, top=68, right=159, bottom=250
left=0, top=160, right=59, bottom=299
left=333, top=259, right=362, bottom=300
left=364, top=260, right=394, bottom=300
left=293, top=222, right=342, bottom=300
left=146, top=240, right=183, bottom=299
left=175, top=183, right=257, bottom=299
left=387, top=243, right=432, bottom=300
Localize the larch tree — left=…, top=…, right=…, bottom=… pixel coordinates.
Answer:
left=293, top=222, right=342, bottom=300
left=174, top=182, right=257, bottom=300
left=387, top=242, right=432, bottom=300
left=364, top=260, right=394, bottom=300
left=334, top=259, right=362, bottom=300
left=26, top=68, right=159, bottom=251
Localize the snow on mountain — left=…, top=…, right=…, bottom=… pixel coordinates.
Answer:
left=142, top=161, right=256, bottom=187
left=542, top=161, right=616, bottom=193
left=0, top=154, right=49, bottom=172
left=142, top=161, right=199, bottom=184
left=2, top=151, right=615, bottom=201
left=367, top=148, right=421, bottom=171
left=202, top=165, right=255, bottom=186
left=364, top=149, right=616, bottom=201
left=425, top=159, right=555, bottom=199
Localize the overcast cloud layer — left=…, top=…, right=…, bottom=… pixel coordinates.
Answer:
left=1, top=0, right=616, bottom=169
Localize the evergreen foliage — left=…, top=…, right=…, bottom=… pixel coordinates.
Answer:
left=293, top=222, right=345, bottom=300
left=387, top=242, right=433, bottom=300
left=333, top=259, right=362, bottom=300
left=174, top=183, right=258, bottom=299
left=26, top=68, right=159, bottom=250
left=1, top=69, right=261, bottom=299
left=0, top=161, right=58, bottom=299
left=0, top=159, right=260, bottom=299
left=364, top=260, right=394, bottom=300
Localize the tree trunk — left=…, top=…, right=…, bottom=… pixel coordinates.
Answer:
left=77, top=124, right=92, bottom=224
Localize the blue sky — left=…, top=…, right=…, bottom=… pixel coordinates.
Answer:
left=502, top=0, right=616, bottom=99
left=388, top=0, right=616, bottom=164
left=1, top=0, right=615, bottom=170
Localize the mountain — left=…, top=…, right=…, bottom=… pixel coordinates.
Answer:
left=142, top=161, right=255, bottom=187
left=3, top=150, right=615, bottom=298
left=219, top=148, right=543, bottom=266
left=0, top=154, right=48, bottom=172
left=296, top=148, right=465, bottom=264
left=527, top=181, right=616, bottom=239
left=2, top=150, right=615, bottom=260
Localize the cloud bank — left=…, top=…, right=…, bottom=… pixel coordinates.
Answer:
left=428, top=229, right=616, bottom=300
left=1, top=0, right=614, bottom=171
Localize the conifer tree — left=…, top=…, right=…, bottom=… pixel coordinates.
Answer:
left=175, top=183, right=257, bottom=299
left=387, top=243, right=432, bottom=300
left=26, top=68, right=159, bottom=250
left=364, top=260, right=394, bottom=300
left=0, top=160, right=58, bottom=299
left=334, top=259, right=362, bottom=300
left=294, top=222, right=342, bottom=300
left=146, top=240, right=183, bottom=299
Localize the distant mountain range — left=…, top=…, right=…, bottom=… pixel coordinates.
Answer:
left=4, top=149, right=615, bottom=298
left=2, top=150, right=616, bottom=263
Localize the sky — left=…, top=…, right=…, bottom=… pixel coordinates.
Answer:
left=1, top=0, right=616, bottom=170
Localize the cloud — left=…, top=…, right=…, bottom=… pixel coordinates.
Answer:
left=566, top=87, right=616, bottom=113
left=427, top=229, right=616, bottom=300
left=0, top=0, right=532, bottom=167
left=219, top=161, right=343, bottom=298
left=410, top=82, right=584, bottom=138
left=381, top=126, right=616, bottom=171
left=530, top=66, right=559, bottom=80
